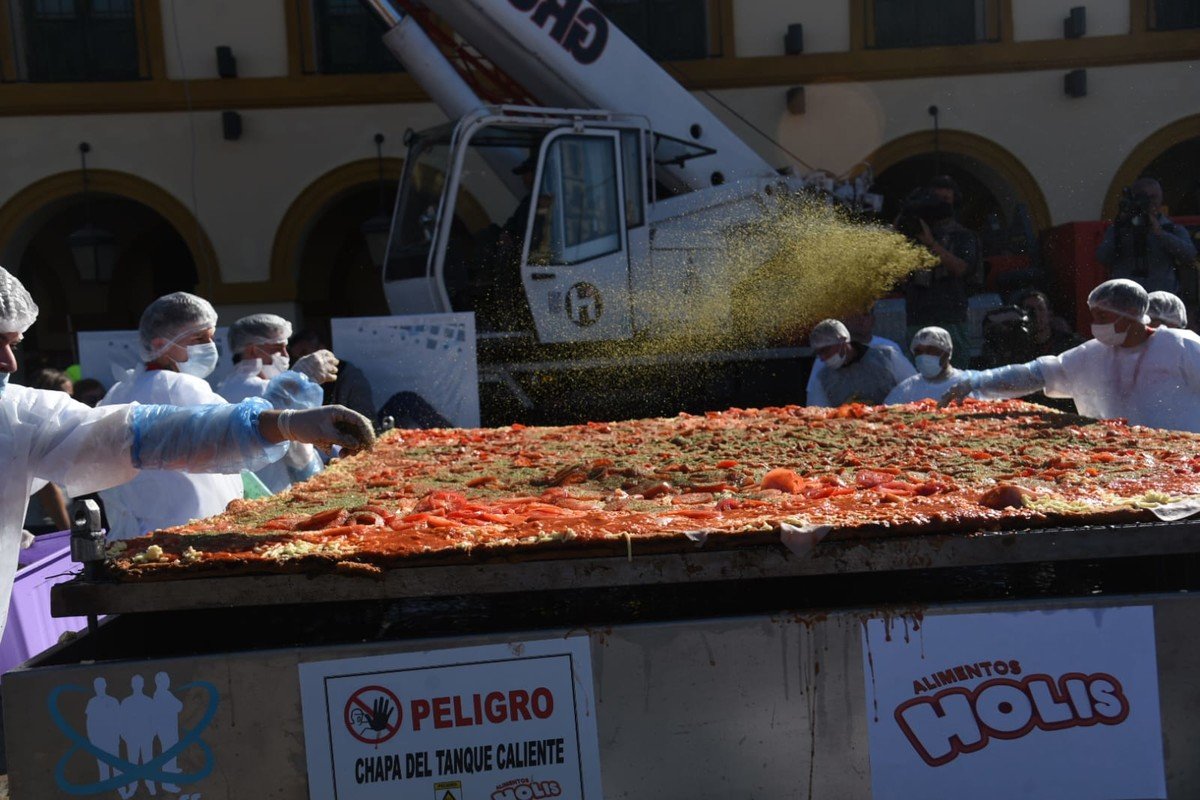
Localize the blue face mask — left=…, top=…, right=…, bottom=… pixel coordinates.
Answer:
left=0, top=372, right=8, bottom=396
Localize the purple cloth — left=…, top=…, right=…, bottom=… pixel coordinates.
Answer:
left=1, top=536, right=90, bottom=677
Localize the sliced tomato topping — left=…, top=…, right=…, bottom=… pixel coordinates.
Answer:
left=761, top=468, right=805, bottom=493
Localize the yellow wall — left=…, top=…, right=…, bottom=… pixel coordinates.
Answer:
left=0, top=0, right=1195, bottom=297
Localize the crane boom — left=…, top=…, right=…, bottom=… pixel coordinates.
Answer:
left=364, top=0, right=777, bottom=190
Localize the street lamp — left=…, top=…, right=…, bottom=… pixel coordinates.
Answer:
left=68, top=142, right=117, bottom=283
left=360, top=133, right=391, bottom=269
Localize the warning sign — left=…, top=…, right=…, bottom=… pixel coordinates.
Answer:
left=344, top=685, right=402, bottom=745
left=298, top=637, right=602, bottom=800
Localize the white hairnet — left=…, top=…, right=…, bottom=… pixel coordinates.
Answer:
left=138, top=292, right=218, bottom=362
left=229, top=313, right=292, bottom=354
left=809, top=319, right=850, bottom=349
left=911, top=326, right=953, bottom=355
left=1147, top=291, right=1187, bottom=328
left=0, top=265, right=38, bottom=334
left=1087, top=279, right=1150, bottom=325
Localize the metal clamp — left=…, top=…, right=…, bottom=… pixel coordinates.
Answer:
left=69, top=498, right=106, bottom=567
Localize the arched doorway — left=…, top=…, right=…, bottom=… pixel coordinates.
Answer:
left=272, top=159, right=403, bottom=334
left=273, top=158, right=492, bottom=334
left=1148, top=137, right=1200, bottom=216
left=867, top=130, right=1050, bottom=239
left=295, top=182, right=397, bottom=325
left=1104, top=115, right=1200, bottom=218
left=863, top=130, right=1051, bottom=301
left=0, top=186, right=213, bottom=374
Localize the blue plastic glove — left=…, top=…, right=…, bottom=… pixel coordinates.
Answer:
left=130, top=397, right=286, bottom=474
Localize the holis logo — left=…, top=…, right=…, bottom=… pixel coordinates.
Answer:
left=509, top=0, right=609, bottom=65
left=895, top=669, right=1131, bottom=767
left=491, top=777, right=562, bottom=800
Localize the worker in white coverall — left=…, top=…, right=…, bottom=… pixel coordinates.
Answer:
left=806, top=319, right=908, bottom=407
left=98, top=293, right=331, bottom=539
left=885, top=326, right=977, bottom=404
left=807, top=307, right=915, bottom=404
left=1147, top=290, right=1188, bottom=330
left=943, top=279, right=1200, bottom=432
left=0, top=266, right=374, bottom=637
left=217, top=313, right=338, bottom=492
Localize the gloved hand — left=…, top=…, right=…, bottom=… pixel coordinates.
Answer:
left=293, top=349, right=339, bottom=384
left=276, top=405, right=375, bottom=455
left=939, top=378, right=974, bottom=408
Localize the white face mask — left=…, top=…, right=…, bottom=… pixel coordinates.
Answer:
left=915, top=354, right=945, bottom=380
left=823, top=351, right=847, bottom=370
left=177, top=342, right=220, bottom=379
left=1091, top=322, right=1128, bottom=347
left=0, top=372, right=8, bottom=396
left=259, top=352, right=290, bottom=379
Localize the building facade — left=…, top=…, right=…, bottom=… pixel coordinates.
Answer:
left=0, top=0, right=1196, bottom=367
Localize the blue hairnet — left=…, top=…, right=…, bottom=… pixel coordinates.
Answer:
left=229, top=314, right=293, bottom=354
left=1087, top=279, right=1150, bottom=325
left=810, top=319, right=850, bottom=349
left=0, top=265, right=38, bottom=334
left=138, top=292, right=218, bottom=362
left=130, top=397, right=286, bottom=473
left=1147, top=291, right=1187, bottom=328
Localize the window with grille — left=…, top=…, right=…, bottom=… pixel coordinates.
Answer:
left=312, top=0, right=402, bottom=74
left=869, top=0, right=999, bottom=49
left=21, top=0, right=140, bottom=82
left=595, top=0, right=709, bottom=61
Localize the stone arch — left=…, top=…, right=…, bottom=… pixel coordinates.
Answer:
left=863, top=129, right=1052, bottom=232
left=268, top=157, right=405, bottom=295
left=1103, top=113, right=1200, bottom=219
left=270, top=157, right=493, bottom=323
left=0, top=169, right=220, bottom=291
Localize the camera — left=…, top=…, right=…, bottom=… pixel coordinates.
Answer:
left=894, top=188, right=954, bottom=240
left=1116, top=187, right=1156, bottom=229
left=981, top=305, right=1036, bottom=366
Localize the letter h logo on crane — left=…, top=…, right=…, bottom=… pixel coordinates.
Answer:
left=565, top=282, right=603, bottom=327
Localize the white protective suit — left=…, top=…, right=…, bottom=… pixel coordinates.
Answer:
left=1036, top=328, right=1200, bottom=432
left=807, top=335, right=915, bottom=407
left=0, top=383, right=286, bottom=637
left=217, top=359, right=324, bottom=492
left=98, top=369, right=243, bottom=539
left=886, top=368, right=979, bottom=404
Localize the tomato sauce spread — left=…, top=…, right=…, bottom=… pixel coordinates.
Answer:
left=105, top=400, right=1200, bottom=581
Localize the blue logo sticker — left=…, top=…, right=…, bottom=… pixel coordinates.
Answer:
left=48, top=672, right=218, bottom=796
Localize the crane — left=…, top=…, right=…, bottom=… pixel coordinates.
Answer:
left=363, top=0, right=813, bottom=419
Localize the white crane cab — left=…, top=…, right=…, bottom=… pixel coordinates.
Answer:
left=383, top=106, right=795, bottom=348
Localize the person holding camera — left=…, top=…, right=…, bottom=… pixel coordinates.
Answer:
left=897, top=175, right=981, bottom=368
left=1095, top=178, right=1197, bottom=294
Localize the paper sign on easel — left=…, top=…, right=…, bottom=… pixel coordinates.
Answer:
left=331, top=313, right=479, bottom=428
left=77, top=328, right=234, bottom=390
